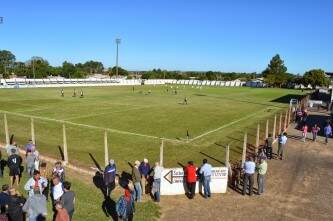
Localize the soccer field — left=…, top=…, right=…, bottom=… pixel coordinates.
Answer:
left=0, top=85, right=302, bottom=171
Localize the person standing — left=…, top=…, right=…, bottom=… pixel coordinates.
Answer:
left=256, top=159, right=268, bottom=195
left=24, top=170, right=48, bottom=197
left=185, top=161, right=197, bottom=199
left=116, top=187, right=135, bottom=221
left=277, top=133, right=288, bottom=160
left=152, top=162, right=163, bottom=202
left=324, top=124, right=332, bottom=144
left=312, top=124, right=320, bottom=142
left=23, top=187, right=47, bottom=221
left=54, top=202, right=70, bottom=221
left=0, top=185, right=10, bottom=211
left=104, top=159, right=116, bottom=197
left=199, top=159, right=212, bottom=199
left=138, top=158, right=150, bottom=195
left=131, top=161, right=142, bottom=202
left=265, top=134, right=273, bottom=160
left=7, top=149, right=22, bottom=187
left=242, top=157, right=256, bottom=196
left=26, top=151, right=36, bottom=177
left=302, top=124, right=308, bottom=142
left=51, top=176, right=64, bottom=202
left=60, top=181, right=75, bottom=221
left=7, top=188, right=26, bottom=221
left=53, top=161, right=65, bottom=183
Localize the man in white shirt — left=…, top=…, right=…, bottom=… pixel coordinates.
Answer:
left=278, top=133, right=288, bottom=160
left=152, top=162, right=163, bottom=202
left=52, top=176, right=64, bottom=202
left=199, top=159, right=212, bottom=198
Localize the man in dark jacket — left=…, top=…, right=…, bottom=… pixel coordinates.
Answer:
left=185, top=161, right=197, bottom=199
left=7, top=149, right=22, bottom=187
left=104, top=159, right=116, bottom=197
left=7, top=187, right=25, bottom=221
left=0, top=185, right=10, bottom=210
left=138, top=158, right=150, bottom=195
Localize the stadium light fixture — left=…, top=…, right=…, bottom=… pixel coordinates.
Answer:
left=115, top=38, right=121, bottom=78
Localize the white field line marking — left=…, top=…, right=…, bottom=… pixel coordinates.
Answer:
left=190, top=110, right=265, bottom=142
left=63, top=106, right=152, bottom=121
left=0, top=109, right=181, bottom=142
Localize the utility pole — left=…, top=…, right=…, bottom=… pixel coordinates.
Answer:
left=115, top=38, right=121, bottom=78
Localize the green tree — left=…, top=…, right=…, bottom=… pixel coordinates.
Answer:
left=26, top=57, right=50, bottom=78
left=62, top=61, right=76, bottom=78
left=263, top=54, right=288, bottom=87
left=107, top=66, right=129, bottom=77
left=303, top=69, right=328, bottom=88
left=0, top=50, right=16, bottom=77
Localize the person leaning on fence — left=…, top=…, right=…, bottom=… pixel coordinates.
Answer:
left=265, top=134, right=273, bottom=160
left=199, top=159, right=212, bottom=199
left=152, top=162, right=163, bottom=202
left=256, top=158, right=268, bottom=195
left=277, top=133, right=288, bottom=160
left=185, top=161, right=197, bottom=199
left=104, top=159, right=116, bottom=197
left=138, top=158, right=150, bottom=195
left=242, top=156, right=255, bottom=196
left=131, top=161, right=142, bottom=202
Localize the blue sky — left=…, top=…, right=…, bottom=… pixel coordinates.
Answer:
left=1, top=0, right=332, bottom=73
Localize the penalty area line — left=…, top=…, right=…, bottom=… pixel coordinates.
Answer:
left=190, top=110, right=265, bottom=142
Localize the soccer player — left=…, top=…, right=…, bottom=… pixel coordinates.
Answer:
left=61, top=89, right=64, bottom=97
left=184, top=97, right=188, bottom=105
left=72, top=89, right=76, bottom=97
left=80, top=89, right=84, bottom=98
left=7, top=149, right=22, bottom=187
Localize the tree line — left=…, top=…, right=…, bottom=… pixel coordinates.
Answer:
left=0, top=50, right=128, bottom=78
left=0, top=50, right=330, bottom=88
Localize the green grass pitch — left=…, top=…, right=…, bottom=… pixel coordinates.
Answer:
left=0, top=85, right=302, bottom=172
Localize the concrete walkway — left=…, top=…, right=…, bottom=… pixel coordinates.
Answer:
left=159, top=111, right=333, bottom=221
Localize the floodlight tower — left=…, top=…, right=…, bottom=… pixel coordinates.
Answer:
left=115, top=38, right=121, bottom=78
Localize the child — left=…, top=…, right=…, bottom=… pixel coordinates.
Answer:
left=26, top=152, right=35, bottom=177
left=312, top=124, right=320, bottom=142
left=302, top=124, right=308, bottom=142
left=53, top=161, right=65, bottom=183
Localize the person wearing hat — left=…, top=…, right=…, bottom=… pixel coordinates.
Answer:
left=132, top=160, right=142, bottom=202
left=139, top=158, right=150, bottom=195
left=104, top=159, right=116, bottom=197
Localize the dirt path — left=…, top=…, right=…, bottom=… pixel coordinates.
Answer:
left=159, top=111, right=333, bottom=221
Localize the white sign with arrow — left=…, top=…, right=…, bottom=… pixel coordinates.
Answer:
left=160, top=167, right=228, bottom=195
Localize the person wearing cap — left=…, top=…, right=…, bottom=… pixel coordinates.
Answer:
left=104, top=159, right=116, bottom=197
left=139, top=158, right=150, bottom=195
left=185, top=161, right=197, bottom=199
left=132, top=160, right=142, bottom=202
